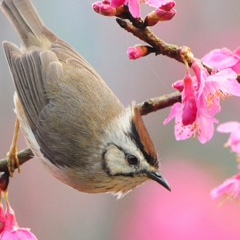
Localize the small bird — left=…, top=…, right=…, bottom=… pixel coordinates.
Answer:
left=0, top=0, right=170, bottom=197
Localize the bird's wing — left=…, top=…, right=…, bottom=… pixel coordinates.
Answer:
left=3, top=41, right=71, bottom=165
left=3, top=41, right=63, bottom=130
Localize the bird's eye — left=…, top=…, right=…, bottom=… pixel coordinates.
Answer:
left=126, top=154, right=139, bottom=166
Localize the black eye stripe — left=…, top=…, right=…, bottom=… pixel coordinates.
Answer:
left=129, top=121, right=158, bottom=168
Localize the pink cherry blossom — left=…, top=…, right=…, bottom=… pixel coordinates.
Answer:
left=211, top=174, right=240, bottom=200
left=0, top=205, right=38, bottom=240
left=213, top=121, right=240, bottom=202
left=164, top=102, right=218, bottom=143
left=217, top=121, right=240, bottom=154
left=164, top=58, right=240, bottom=144
left=111, top=0, right=170, bottom=18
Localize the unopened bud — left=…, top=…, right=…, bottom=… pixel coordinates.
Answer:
left=160, top=1, right=176, bottom=11
left=93, top=1, right=127, bottom=17
left=145, top=1, right=176, bottom=27
left=93, top=1, right=117, bottom=16
left=173, top=79, right=184, bottom=92
left=0, top=173, right=9, bottom=192
left=127, top=45, right=152, bottom=60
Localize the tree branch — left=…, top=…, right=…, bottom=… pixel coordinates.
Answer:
left=137, top=91, right=181, bottom=115
left=0, top=148, right=33, bottom=173
left=116, top=18, right=184, bottom=64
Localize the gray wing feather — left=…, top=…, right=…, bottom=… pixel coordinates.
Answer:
left=3, top=41, right=69, bottom=165
left=3, top=41, right=61, bottom=131
left=51, top=39, right=103, bottom=80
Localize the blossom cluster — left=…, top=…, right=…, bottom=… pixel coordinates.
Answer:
left=93, top=0, right=174, bottom=19
left=210, top=122, right=240, bottom=201
left=92, top=0, right=240, bottom=202
left=164, top=48, right=240, bottom=144
left=163, top=48, right=240, bottom=201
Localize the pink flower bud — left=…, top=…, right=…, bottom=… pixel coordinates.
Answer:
left=93, top=1, right=117, bottom=16
left=93, top=1, right=128, bottom=17
left=0, top=173, right=9, bottom=192
left=182, top=74, right=197, bottom=125
left=172, top=79, right=184, bottom=92
left=0, top=205, right=38, bottom=240
left=145, top=1, right=176, bottom=26
left=160, top=1, right=176, bottom=11
left=127, top=45, right=151, bottom=60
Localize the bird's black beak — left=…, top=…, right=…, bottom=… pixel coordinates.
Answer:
left=147, top=172, right=171, bottom=191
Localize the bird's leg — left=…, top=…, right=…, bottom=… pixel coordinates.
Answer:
left=7, top=119, right=21, bottom=176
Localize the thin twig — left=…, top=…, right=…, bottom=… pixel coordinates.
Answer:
left=116, top=18, right=184, bottom=63
left=0, top=148, right=33, bottom=173
left=137, top=91, right=181, bottom=115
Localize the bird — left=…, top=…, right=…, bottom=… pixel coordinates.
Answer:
left=0, top=0, right=170, bottom=197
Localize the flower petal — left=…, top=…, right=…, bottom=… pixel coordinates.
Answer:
left=202, top=48, right=240, bottom=71
left=163, top=102, right=181, bottom=125
left=110, top=0, right=127, bottom=7
left=145, top=0, right=170, bottom=7
left=128, top=0, right=140, bottom=18
left=197, top=112, right=217, bottom=144
left=211, top=174, right=240, bottom=200
left=206, top=69, right=240, bottom=97
left=1, top=228, right=38, bottom=240
left=174, top=122, right=195, bottom=141
left=228, top=131, right=240, bottom=154
left=217, top=121, right=240, bottom=133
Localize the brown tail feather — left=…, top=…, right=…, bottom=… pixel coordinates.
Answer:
left=0, top=0, right=56, bottom=47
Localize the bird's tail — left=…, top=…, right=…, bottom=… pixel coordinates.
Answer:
left=0, top=0, right=56, bottom=47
